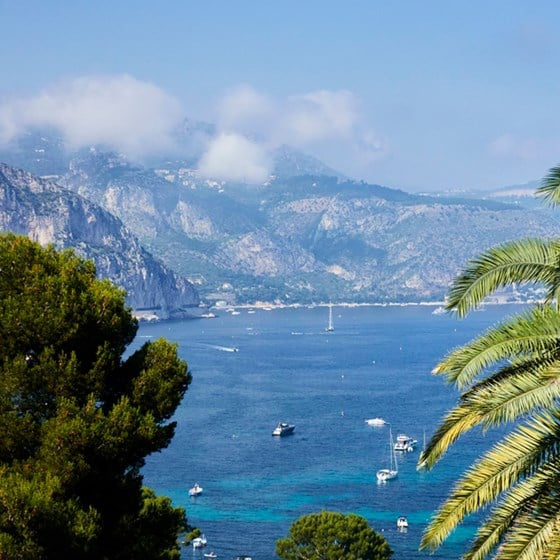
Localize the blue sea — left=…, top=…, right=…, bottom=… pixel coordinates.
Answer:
left=130, top=304, right=520, bottom=560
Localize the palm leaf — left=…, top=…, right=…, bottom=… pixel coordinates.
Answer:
left=537, top=164, right=560, bottom=207
left=433, top=305, right=560, bottom=388
left=421, top=414, right=560, bottom=553
left=420, top=362, right=560, bottom=469
left=445, top=239, right=560, bottom=317
left=494, top=464, right=560, bottom=560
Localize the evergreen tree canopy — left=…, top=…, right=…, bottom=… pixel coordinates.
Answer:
left=0, top=234, right=191, bottom=559
left=275, top=511, right=393, bottom=560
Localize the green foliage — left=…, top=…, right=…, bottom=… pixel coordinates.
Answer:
left=0, top=234, right=190, bottom=559
left=275, top=511, right=393, bottom=560
left=419, top=166, right=560, bottom=560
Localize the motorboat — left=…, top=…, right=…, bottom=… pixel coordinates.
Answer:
left=272, top=422, right=295, bottom=436
left=365, top=417, right=386, bottom=426
left=376, top=428, right=398, bottom=483
left=396, top=516, right=409, bottom=530
left=192, top=534, right=207, bottom=548
left=188, top=483, right=203, bottom=496
left=394, top=434, right=418, bottom=452
left=204, top=553, right=218, bottom=559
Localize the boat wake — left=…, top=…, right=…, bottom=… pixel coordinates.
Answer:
left=212, top=345, right=239, bottom=353
left=198, top=343, right=239, bottom=353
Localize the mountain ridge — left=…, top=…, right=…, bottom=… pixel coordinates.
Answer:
left=1, top=128, right=559, bottom=306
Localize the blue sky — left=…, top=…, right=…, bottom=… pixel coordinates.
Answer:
left=1, top=0, right=560, bottom=192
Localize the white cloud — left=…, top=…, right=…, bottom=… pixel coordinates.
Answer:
left=217, top=85, right=274, bottom=134
left=282, top=90, right=359, bottom=144
left=0, top=75, right=183, bottom=158
left=198, top=132, right=272, bottom=184
left=0, top=76, right=388, bottom=184
left=200, top=86, right=387, bottom=182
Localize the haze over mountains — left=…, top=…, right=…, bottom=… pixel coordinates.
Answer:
left=1, top=122, right=559, bottom=310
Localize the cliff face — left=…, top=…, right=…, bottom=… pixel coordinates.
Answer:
left=59, top=151, right=560, bottom=304
left=3, top=130, right=560, bottom=306
left=0, top=163, right=199, bottom=318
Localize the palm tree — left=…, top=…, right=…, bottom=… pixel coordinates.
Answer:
left=418, top=165, right=560, bottom=560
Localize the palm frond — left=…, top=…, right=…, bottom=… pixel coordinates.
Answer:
left=433, top=305, right=560, bottom=388
left=421, top=414, right=560, bottom=553
left=494, top=470, right=560, bottom=560
left=537, top=164, right=560, bottom=207
left=445, top=239, right=559, bottom=317
left=420, top=363, right=559, bottom=469
left=464, top=480, right=542, bottom=560
left=465, top=469, right=560, bottom=560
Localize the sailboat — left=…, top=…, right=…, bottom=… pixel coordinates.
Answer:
left=325, top=302, right=334, bottom=332
left=376, top=427, right=398, bottom=482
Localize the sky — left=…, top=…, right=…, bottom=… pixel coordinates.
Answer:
left=1, top=0, right=560, bottom=192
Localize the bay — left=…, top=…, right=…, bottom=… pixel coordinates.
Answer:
left=131, top=304, right=520, bottom=560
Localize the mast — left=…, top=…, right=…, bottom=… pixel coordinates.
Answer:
left=326, top=302, right=334, bottom=332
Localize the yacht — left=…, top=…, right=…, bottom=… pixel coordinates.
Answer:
left=365, top=417, right=386, bottom=426
left=272, top=422, right=295, bottom=436
left=188, top=483, right=203, bottom=496
left=396, top=516, right=409, bottom=530
left=376, top=428, right=398, bottom=482
left=192, top=534, right=207, bottom=549
left=394, top=434, right=418, bottom=452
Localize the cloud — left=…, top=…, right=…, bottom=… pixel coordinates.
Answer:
left=282, top=90, right=359, bottom=144
left=0, top=75, right=183, bottom=158
left=217, top=84, right=274, bottom=134
left=200, top=85, right=387, bottom=182
left=198, top=132, right=272, bottom=184
left=0, top=76, right=387, bottom=183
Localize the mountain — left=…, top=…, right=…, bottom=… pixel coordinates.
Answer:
left=0, top=163, right=200, bottom=319
left=2, top=129, right=560, bottom=306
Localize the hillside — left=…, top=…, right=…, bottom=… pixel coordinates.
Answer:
left=0, top=163, right=200, bottom=318
left=2, top=129, right=560, bottom=306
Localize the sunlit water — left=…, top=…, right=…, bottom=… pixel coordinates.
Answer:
left=129, top=304, right=521, bottom=560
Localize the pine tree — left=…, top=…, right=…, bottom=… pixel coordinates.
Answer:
left=0, top=234, right=190, bottom=559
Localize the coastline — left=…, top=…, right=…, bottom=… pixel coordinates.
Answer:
left=134, top=298, right=534, bottom=322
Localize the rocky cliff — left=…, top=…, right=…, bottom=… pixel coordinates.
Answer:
left=3, top=130, right=560, bottom=306
left=0, top=163, right=200, bottom=318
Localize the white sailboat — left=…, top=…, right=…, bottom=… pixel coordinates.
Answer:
left=376, top=427, right=398, bottom=482
left=325, top=302, right=334, bottom=332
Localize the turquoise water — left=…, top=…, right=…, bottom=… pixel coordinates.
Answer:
left=131, top=304, right=519, bottom=559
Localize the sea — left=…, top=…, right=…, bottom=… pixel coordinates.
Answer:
left=129, top=303, right=521, bottom=560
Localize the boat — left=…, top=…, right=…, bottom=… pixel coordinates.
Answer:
left=394, top=434, right=418, bottom=452
left=376, top=428, right=398, bottom=482
left=325, top=302, right=334, bottom=332
left=432, top=306, right=446, bottom=315
left=365, top=417, right=386, bottom=426
left=396, top=516, right=409, bottom=530
left=192, top=534, right=207, bottom=548
left=204, top=553, right=218, bottom=559
left=188, top=483, right=203, bottom=496
left=272, top=422, right=295, bottom=436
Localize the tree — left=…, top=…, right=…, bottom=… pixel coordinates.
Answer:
left=275, top=511, right=393, bottom=560
left=419, top=166, right=560, bottom=560
left=0, top=233, right=191, bottom=559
